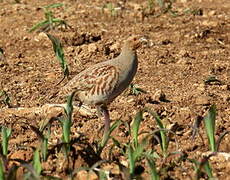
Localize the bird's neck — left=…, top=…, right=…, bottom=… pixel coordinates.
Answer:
left=120, top=46, right=136, bottom=59
left=118, top=47, right=137, bottom=69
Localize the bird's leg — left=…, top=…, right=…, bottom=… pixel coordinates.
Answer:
left=96, top=106, right=103, bottom=118
left=102, top=106, right=110, bottom=135
left=98, top=105, right=110, bottom=147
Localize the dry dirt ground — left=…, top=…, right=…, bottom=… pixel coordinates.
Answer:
left=0, top=0, right=230, bottom=179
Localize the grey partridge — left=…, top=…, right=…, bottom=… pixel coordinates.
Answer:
left=59, top=36, right=142, bottom=142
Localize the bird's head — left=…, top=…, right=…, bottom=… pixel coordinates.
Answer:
left=122, top=35, right=148, bottom=52
left=123, top=35, right=141, bottom=51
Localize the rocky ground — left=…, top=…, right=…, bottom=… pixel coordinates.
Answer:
left=0, top=0, right=230, bottom=179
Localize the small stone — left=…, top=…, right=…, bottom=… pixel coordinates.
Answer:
left=103, top=164, right=120, bottom=175
left=178, top=49, right=188, bottom=57
left=208, top=10, right=216, bottom=16
left=177, top=58, right=187, bottom=65
left=195, top=95, right=210, bottom=105
left=161, top=110, right=167, bottom=116
left=10, top=150, right=26, bottom=161
left=88, top=43, right=98, bottom=53
left=127, top=97, right=135, bottom=103
left=143, top=112, right=149, bottom=119
left=152, top=89, right=166, bottom=101
left=206, top=37, right=215, bottom=43
left=221, top=85, right=229, bottom=91
left=179, top=107, right=191, bottom=119
left=110, top=111, right=120, bottom=119
left=67, top=46, right=75, bottom=53
left=120, top=159, right=128, bottom=168
left=202, top=20, right=218, bottom=27
left=45, top=72, right=57, bottom=81
left=196, top=83, right=206, bottom=92
left=34, top=32, right=49, bottom=42
left=76, top=170, right=98, bottom=180
left=23, top=36, right=30, bottom=41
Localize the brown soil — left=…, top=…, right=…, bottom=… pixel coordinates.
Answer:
left=0, top=0, right=230, bottom=179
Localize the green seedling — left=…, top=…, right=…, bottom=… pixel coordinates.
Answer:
left=143, top=0, right=178, bottom=17
left=147, top=0, right=154, bottom=12
left=47, top=33, right=69, bottom=82
left=0, top=159, right=19, bottom=180
left=0, top=158, right=4, bottom=180
left=1, top=126, right=12, bottom=157
left=108, top=110, right=164, bottom=179
left=23, top=161, right=41, bottom=180
left=129, top=83, right=147, bottom=96
left=126, top=110, right=160, bottom=179
left=58, top=92, right=75, bottom=157
left=203, top=105, right=229, bottom=152
left=9, top=158, right=59, bottom=180
left=154, top=0, right=178, bottom=17
left=131, top=111, right=143, bottom=149
left=204, top=105, right=217, bottom=152
left=131, top=111, right=160, bottom=179
left=32, top=149, right=42, bottom=177
left=30, top=124, right=51, bottom=161
left=188, top=154, right=215, bottom=180
left=128, top=138, right=150, bottom=178
left=0, top=126, right=20, bottom=180
left=102, top=3, right=118, bottom=17
left=183, top=7, right=203, bottom=16
left=41, top=129, right=50, bottom=162
left=98, top=120, right=121, bottom=155
left=29, top=3, right=68, bottom=32
left=146, top=108, right=169, bottom=157
left=204, top=76, right=222, bottom=85
left=216, top=131, right=230, bottom=151
left=146, top=154, right=160, bottom=180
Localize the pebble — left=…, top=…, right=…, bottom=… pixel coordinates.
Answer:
left=195, top=95, right=210, bottom=105
left=178, top=49, right=189, bottom=57
left=208, top=10, right=216, bottom=16
left=206, top=37, right=215, bottom=43
left=221, top=85, right=229, bottom=91
left=103, top=164, right=120, bottom=175
left=76, top=170, right=98, bottom=180
left=196, top=83, right=206, bottom=92
left=177, top=58, right=187, bottom=65
left=34, top=32, right=49, bottom=42
left=202, top=20, right=218, bottom=27
left=152, top=89, right=166, bottom=101
left=88, top=43, right=98, bottom=53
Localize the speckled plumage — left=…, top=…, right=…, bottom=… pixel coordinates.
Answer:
left=60, top=36, right=140, bottom=107
left=59, top=36, right=141, bottom=142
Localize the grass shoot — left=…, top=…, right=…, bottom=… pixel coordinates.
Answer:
left=47, top=33, right=69, bottom=82
left=1, top=126, right=11, bottom=157
left=203, top=105, right=217, bottom=152
left=129, top=83, right=147, bottom=95
left=29, top=3, right=68, bottom=32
